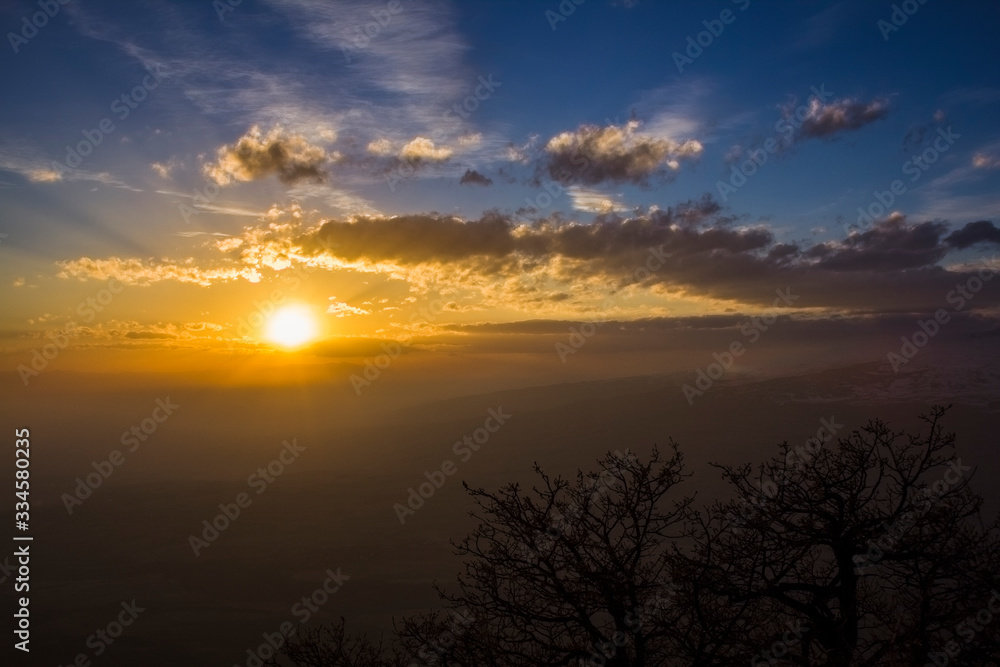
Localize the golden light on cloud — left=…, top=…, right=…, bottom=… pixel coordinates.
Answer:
left=266, top=305, right=319, bottom=348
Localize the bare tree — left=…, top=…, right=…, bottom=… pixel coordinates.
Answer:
left=403, top=445, right=692, bottom=666
left=682, top=406, right=1000, bottom=666
left=268, top=408, right=1000, bottom=667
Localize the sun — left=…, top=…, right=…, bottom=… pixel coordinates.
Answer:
left=266, top=305, right=319, bottom=348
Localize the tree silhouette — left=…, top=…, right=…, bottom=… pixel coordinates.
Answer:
left=685, top=406, right=1000, bottom=666
left=397, top=446, right=692, bottom=666
left=267, top=407, right=1000, bottom=666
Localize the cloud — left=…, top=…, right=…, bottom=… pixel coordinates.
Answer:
left=150, top=162, right=175, bottom=179
left=399, top=137, right=452, bottom=162
left=0, top=150, right=141, bottom=189
left=972, top=152, right=1000, bottom=169
left=204, top=125, right=331, bottom=186
left=55, top=198, right=1000, bottom=315
left=805, top=213, right=949, bottom=271
left=567, top=186, right=628, bottom=214
left=792, top=96, right=890, bottom=141
left=543, top=120, right=702, bottom=186
left=459, top=169, right=492, bottom=186
left=56, top=257, right=256, bottom=286
left=298, top=207, right=998, bottom=312
left=366, top=138, right=396, bottom=156
left=150, top=158, right=187, bottom=180
left=327, top=300, right=371, bottom=317
left=945, top=220, right=1000, bottom=249
left=285, top=183, right=379, bottom=215
left=365, top=136, right=454, bottom=181
left=27, top=169, right=63, bottom=183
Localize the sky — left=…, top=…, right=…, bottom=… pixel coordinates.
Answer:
left=3, top=3, right=1000, bottom=663
left=1, top=0, right=1000, bottom=382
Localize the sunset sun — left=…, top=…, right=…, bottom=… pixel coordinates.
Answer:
left=266, top=305, right=318, bottom=348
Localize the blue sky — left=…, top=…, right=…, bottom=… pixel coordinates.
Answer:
left=1, top=0, right=999, bottom=349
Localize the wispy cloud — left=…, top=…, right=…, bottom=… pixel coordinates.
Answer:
left=568, top=186, right=629, bottom=213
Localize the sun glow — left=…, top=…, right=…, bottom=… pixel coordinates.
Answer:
left=266, top=305, right=319, bottom=348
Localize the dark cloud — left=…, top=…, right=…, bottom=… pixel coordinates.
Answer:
left=806, top=215, right=949, bottom=271
left=793, top=97, right=889, bottom=141
left=310, top=212, right=518, bottom=264
left=459, top=169, right=493, bottom=186
left=294, top=202, right=1000, bottom=313
left=306, top=196, right=733, bottom=266
left=204, top=125, right=329, bottom=185
left=945, top=220, right=1000, bottom=249
left=542, top=121, right=702, bottom=186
